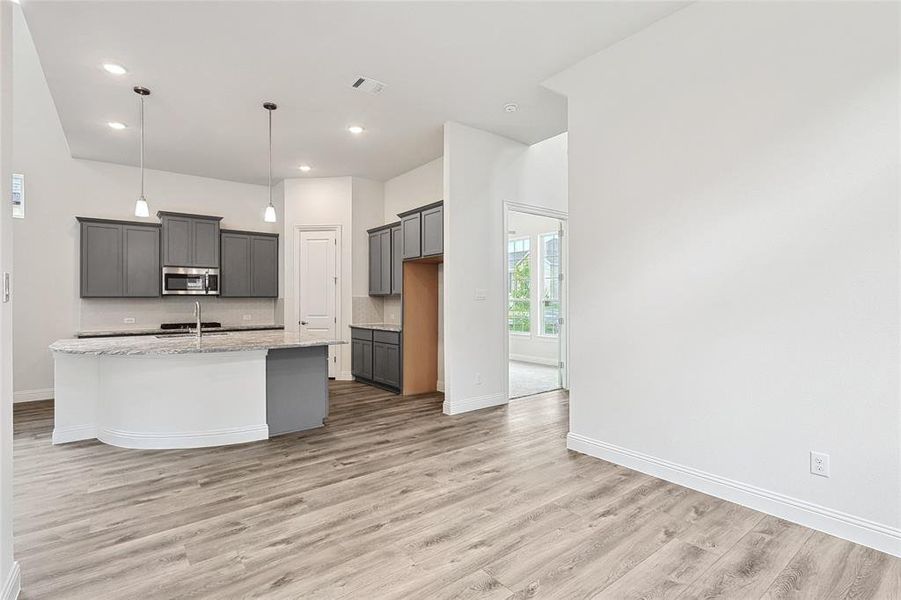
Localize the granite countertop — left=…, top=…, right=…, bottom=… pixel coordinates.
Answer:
left=350, top=323, right=402, bottom=332
left=76, top=324, right=285, bottom=339
left=50, top=330, right=344, bottom=356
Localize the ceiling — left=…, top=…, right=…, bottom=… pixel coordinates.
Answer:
left=21, top=1, right=686, bottom=184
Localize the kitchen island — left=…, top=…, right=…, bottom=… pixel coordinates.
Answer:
left=49, top=331, right=344, bottom=449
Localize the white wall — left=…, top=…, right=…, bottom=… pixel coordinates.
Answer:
left=0, top=3, right=18, bottom=597
left=443, top=123, right=568, bottom=413
left=383, top=156, right=443, bottom=223
left=282, top=177, right=353, bottom=379
left=11, top=10, right=280, bottom=400
left=508, top=211, right=561, bottom=366
left=546, top=1, right=901, bottom=555
left=443, top=122, right=525, bottom=413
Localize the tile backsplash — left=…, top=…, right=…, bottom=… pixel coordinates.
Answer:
left=352, top=295, right=384, bottom=325
left=383, top=296, right=402, bottom=325
left=79, top=297, right=279, bottom=332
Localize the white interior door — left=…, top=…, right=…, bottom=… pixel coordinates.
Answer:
left=298, top=230, right=338, bottom=377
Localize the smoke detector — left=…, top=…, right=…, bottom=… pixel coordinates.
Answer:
left=351, top=76, right=387, bottom=96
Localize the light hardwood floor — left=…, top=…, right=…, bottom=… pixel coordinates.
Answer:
left=13, top=382, right=900, bottom=599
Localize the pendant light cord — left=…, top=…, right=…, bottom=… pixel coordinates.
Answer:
left=268, top=107, right=272, bottom=207
left=139, top=93, right=145, bottom=201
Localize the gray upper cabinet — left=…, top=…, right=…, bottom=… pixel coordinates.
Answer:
left=79, top=217, right=160, bottom=298
left=368, top=232, right=382, bottom=295
left=401, top=213, right=421, bottom=260
left=220, top=232, right=252, bottom=297
left=368, top=223, right=399, bottom=296
left=123, top=225, right=161, bottom=297
left=398, top=201, right=443, bottom=260
left=421, top=205, right=443, bottom=256
left=159, top=212, right=222, bottom=267
left=220, top=230, right=279, bottom=298
left=192, top=219, right=220, bottom=267
left=391, top=224, right=403, bottom=295
left=251, top=235, right=278, bottom=297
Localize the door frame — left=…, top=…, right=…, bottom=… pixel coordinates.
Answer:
left=502, top=202, right=569, bottom=399
left=293, top=224, right=343, bottom=378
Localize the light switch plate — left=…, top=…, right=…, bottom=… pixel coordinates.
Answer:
left=475, top=288, right=487, bottom=301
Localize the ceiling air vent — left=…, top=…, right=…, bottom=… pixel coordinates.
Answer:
left=351, top=76, right=387, bottom=96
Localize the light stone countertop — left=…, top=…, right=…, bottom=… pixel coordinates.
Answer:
left=50, top=330, right=344, bottom=356
left=76, top=324, right=284, bottom=338
left=350, top=323, right=402, bottom=332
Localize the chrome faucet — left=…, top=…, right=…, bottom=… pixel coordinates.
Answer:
left=194, top=300, right=202, bottom=339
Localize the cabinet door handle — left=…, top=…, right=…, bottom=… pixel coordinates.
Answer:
left=300, top=321, right=309, bottom=325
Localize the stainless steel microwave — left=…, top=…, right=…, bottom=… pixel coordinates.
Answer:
left=161, top=266, right=219, bottom=296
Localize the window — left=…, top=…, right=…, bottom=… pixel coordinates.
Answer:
left=540, top=232, right=560, bottom=335
left=508, top=237, right=531, bottom=334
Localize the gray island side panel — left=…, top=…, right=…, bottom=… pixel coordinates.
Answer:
left=266, top=346, right=329, bottom=436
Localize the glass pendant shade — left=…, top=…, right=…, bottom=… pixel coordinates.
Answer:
left=264, top=204, right=277, bottom=223
left=134, top=197, right=150, bottom=218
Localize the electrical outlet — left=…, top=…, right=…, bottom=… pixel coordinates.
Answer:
left=123, top=317, right=135, bottom=324
left=475, top=372, right=482, bottom=385
left=242, top=314, right=252, bottom=321
left=810, top=451, right=830, bottom=477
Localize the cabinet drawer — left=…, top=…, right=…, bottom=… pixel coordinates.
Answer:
left=373, top=330, right=400, bottom=345
left=351, top=327, right=373, bottom=342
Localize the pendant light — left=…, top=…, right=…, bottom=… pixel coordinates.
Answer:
left=263, top=101, right=278, bottom=223
left=133, top=86, right=151, bottom=218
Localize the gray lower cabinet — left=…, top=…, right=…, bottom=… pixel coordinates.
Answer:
left=220, top=230, right=278, bottom=298
left=351, top=338, right=373, bottom=380
left=372, top=342, right=401, bottom=388
left=368, top=223, right=398, bottom=296
left=159, top=212, right=222, bottom=267
left=78, top=217, right=160, bottom=298
left=351, top=327, right=400, bottom=391
left=398, top=201, right=443, bottom=260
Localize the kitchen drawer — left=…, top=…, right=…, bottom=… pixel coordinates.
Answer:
left=373, top=330, right=400, bottom=345
left=351, top=327, right=373, bottom=342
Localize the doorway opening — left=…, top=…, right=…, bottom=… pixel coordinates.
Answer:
left=505, top=207, right=566, bottom=399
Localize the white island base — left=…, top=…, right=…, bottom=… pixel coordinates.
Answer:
left=53, top=350, right=272, bottom=448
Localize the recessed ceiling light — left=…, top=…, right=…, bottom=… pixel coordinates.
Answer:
left=299, top=165, right=312, bottom=172
left=102, top=63, right=128, bottom=76
left=504, top=103, right=518, bottom=113
left=107, top=121, right=127, bottom=130
left=347, top=125, right=364, bottom=135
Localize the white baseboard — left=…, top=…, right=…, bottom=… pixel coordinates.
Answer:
left=13, top=388, right=53, bottom=403
left=336, top=370, right=353, bottom=381
left=98, top=424, right=269, bottom=450
left=52, top=424, right=97, bottom=444
left=436, top=380, right=445, bottom=393
left=567, top=432, right=901, bottom=558
left=509, top=354, right=558, bottom=367
left=1, top=561, right=20, bottom=600
left=443, top=392, right=507, bottom=416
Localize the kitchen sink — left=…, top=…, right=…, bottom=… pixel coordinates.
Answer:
left=155, top=332, right=230, bottom=339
